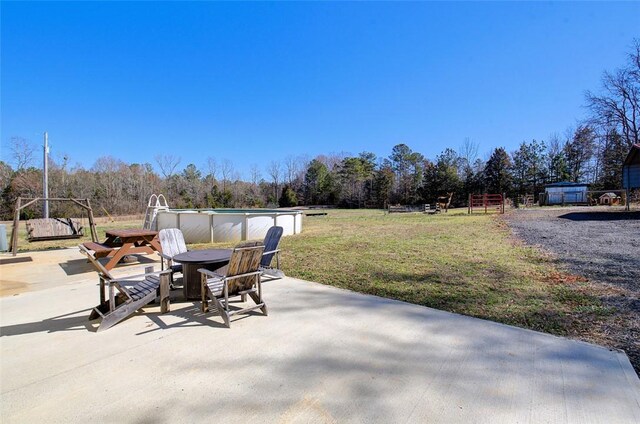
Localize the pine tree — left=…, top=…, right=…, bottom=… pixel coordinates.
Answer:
left=484, top=147, right=512, bottom=194
left=278, top=185, right=298, bottom=207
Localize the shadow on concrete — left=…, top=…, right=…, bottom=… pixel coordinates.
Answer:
left=171, top=286, right=638, bottom=422
left=0, top=257, right=33, bottom=265
left=59, top=256, right=157, bottom=276
left=3, top=277, right=640, bottom=422
left=559, top=211, right=640, bottom=221
left=0, top=308, right=95, bottom=336
left=139, top=297, right=266, bottom=335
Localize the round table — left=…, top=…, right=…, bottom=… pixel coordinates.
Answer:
left=173, top=249, right=232, bottom=300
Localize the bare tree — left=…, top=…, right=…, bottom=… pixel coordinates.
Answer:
left=458, top=137, right=479, bottom=175
left=267, top=160, right=281, bottom=202
left=250, top=163, right=261, bottom=186
left=586, top=39, right=640, bottom=148
left=547, top=133, right=562, bottom=157
left=247, top=163, right=262, bottom=204
left=220, top=159, right=234, bottom=194
left=283, top=155, right=299, bottom=185
left=205, top=157, right=218, bottom=181
left=231, top=171, right=241, bottom=206
left=154, top=154, right=181, bottom=178
left=10, top=137, right=35, bottom=170
left=317, top=152, right=347, bottom=171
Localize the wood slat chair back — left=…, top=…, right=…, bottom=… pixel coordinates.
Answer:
left=158, top=228, right=187, bottom=258
left=226, top=241, right=265, bottom=294
left=200, top=241, right=267, bottom=327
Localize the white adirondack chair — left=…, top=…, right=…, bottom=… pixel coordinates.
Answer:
left=158, top=228, right=188, bottom=288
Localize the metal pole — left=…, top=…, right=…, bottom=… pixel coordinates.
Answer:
left=626, top=189, right=630, bottom=211
left=43, top=132, right=49, bottom=218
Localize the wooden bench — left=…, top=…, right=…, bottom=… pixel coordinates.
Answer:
left=388, top=205, right=413, bottom=213
left=26, top=218, right=84, bottom=241
left=82, top=241, right=116, bottom=258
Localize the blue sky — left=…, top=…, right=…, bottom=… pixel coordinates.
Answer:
left=2, top=1, right=639, bottom=178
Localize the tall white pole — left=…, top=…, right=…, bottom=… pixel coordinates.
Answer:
left=43, top=132, right=49, bottom=218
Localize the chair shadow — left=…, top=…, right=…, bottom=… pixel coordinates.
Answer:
left=137, top=297, right=266, bottom=335
left=1, top=286, right=267, bottom=337
left=0, top=308, right=96, bottom=337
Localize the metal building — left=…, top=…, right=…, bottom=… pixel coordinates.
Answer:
left=622, top=143, right=640, bottom=190
left=541, top=182, right=589, bottom=205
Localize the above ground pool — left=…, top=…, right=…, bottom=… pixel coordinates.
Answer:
left=155, top=209, right=303, bottom=243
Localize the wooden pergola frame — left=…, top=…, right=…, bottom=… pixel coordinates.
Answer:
left=10, top=197, right=99, bottom=256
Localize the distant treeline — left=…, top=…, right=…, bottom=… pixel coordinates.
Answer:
left=1, top=41, right=638, bottom=220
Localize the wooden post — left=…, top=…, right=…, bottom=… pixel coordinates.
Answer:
left=468, top=194, right=471, bottom=214
left=10, top=197, right=21, bottom=256
left=159, top=272, right=170, bottom=313
left=484, top=193, right=487, bottom=214
left=626, top=189, right=630, bottom=211
left=85, top=198, right=98, bottom=242
left=502, top=193, right=506, bottom=214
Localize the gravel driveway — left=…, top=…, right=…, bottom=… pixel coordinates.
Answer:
left=505, top=207, right=640, bottom=293
left=504, top=206, right=640, bottom=371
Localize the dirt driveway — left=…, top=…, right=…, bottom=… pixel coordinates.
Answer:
left=505, top=206, right=640, bottom=370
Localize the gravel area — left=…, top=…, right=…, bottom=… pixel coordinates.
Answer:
left=505, top=207, right=640, bottom=292
left=504, top=206, right=640, bottom=371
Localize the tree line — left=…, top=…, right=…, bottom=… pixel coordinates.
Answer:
left=1, top=41, right=638, bottom=220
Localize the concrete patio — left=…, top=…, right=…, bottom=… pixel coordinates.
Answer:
left=1, top=248, right=639, bottom=423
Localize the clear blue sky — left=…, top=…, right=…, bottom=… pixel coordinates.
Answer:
left=2, top=1, right=639, bottom=178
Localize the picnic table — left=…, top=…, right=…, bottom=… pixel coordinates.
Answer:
left=82, top=229, right=162, bottom=271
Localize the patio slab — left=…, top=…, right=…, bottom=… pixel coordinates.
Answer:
left=1, top=248, right=639, bottom=423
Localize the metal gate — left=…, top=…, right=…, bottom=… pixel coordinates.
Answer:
left=468, top=193, right=505, bottom=214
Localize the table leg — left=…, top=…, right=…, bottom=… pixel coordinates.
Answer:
left=182, top=261, right=229, bottom=300
left=182, top=263, right=202, bottom=300
left=104, top=242, right=134, bottom=270
left=149, top=237, right=163, bottom=253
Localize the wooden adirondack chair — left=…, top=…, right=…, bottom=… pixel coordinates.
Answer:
left=199, top=242, right=266, bottom=328
left=260, top=226, right=284, bottom=280
left=79, top=244, right=171, bottom=332
left=158, top=228, right=188, bottom=288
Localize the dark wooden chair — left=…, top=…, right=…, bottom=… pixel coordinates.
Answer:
left=260, top=226, right=284, bottom=280
left=199, top=242, right=266, bottom=328
left=79, top=244, right=170, bottom=332
left=158, top=228, right=188, bottom=288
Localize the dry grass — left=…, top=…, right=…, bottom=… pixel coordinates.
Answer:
left=277, top=209, right=615, bottom=338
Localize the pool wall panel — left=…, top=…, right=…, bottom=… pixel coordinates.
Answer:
left=211, top=214, right=244, bottom=242
left=156, top=210, right=303, bottom=243
left=157, top=212, right=178, bottom=230
left=179, top=213, right=212, bottom=243
left=246, top=215, right=276, bottom=240
left=275, top=214, right=295, bottom=235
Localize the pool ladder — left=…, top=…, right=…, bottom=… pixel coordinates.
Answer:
left=143, top=194, right=169, bottom=230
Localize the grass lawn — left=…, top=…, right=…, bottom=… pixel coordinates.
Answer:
left=278, top=209, right=613, bottom=338
left=9, top=209, right=613, bottom=342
